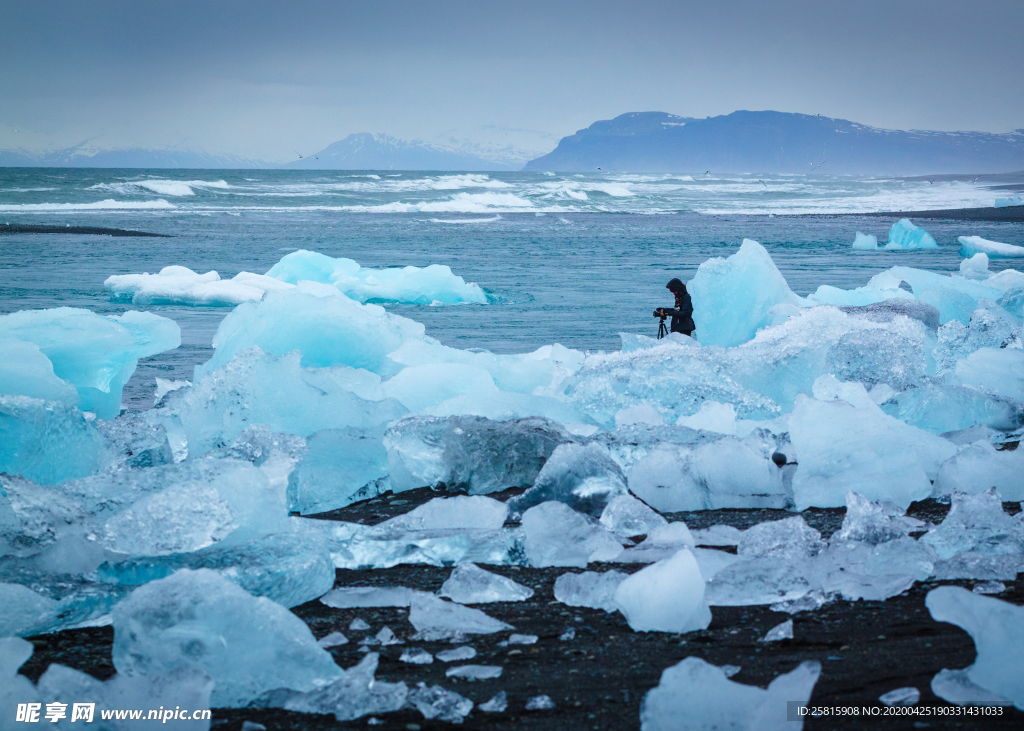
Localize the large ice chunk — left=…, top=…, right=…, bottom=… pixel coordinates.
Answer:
left=408, top=593, right=512, bottom=637
left=0, top=338, right=79, bottom=405
left=640, top=657, right=821, bottom=731
left=553, top=569, right=628, bottom=612
left=0, top=308, right=180, bottom=418
left=276, top=653, right=408, bottom=721
left=839, top=299, right=940, bottom=330
left=886, top=219, right=938, bottom=250
left=439, top=562, right=534, bottom=603
left=920, top=488, right=1023, bottom=559
left=105, top=265, right=293, bottom=306
left=521, top=501, right=623, bottom=568
left=614, top=549, right=711, bottom=633
left=789, top=378, right=956, bottom=509
left=852, top=231, right=879, bottom=250
left=934, top=306, right=1020, bottom=376
left=599, top=492, right=667, bottom=538
left=287, top=427, right=389, bottom=515
left=831, top=491, right=926, bottom=544
left=384, top=415, right=569, bottom=494
left=926, top=586, right=1024, bottom=709
left=381, top=495, right=508, bottom=532
left=959, top=236, right=1024, bottom=259
left=265, top=249, right=487, bottom=304
left=688, top=239, right=804, bottom=347
left=196, top=283, right=427, bottom=378
left=0, top=395, right=109, bottom=484
left=955, top=347, right=1024, bottom=401
left=882, top=266, right=1003, bottom=325
left=934, top=441, right=1024, bottom=500
left=111, top=569, right=343, bottom=707
left=160, top=348, right=406, bottom=457
left=509, top=442, right=628, bottom=516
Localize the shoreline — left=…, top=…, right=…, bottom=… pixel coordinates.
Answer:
left=0, top=223, right=171, bottom=237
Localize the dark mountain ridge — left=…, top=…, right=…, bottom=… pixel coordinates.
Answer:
left=523, top=111, right=1024, bottom=175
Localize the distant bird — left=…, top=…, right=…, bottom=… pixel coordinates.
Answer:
left=597, top=167, right=602, bottom=170
left=703, top=170, right=710, bottom=175
left=973, top=176, right=980, bottom=184
left=759, top=179, right=767, bottom=188
left=810, top=159, right=827, bottom=171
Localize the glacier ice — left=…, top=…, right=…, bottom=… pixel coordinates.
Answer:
left=408, top=593, right=512, bottom=637
left=320, top=586, right=427, bottom=608
left=737, top=516, right=825, bottom=560
left=878, top=687, right=920, bottom=707
left=381, top=495, right=508, bottom=532
left=920, top=488, right=1023, bottom=559
left=0, top=338, right=80, bottom=405
left=761, top=619, right=793, bottom=642
left=436, top=646, right=477, bottom=662
left=553, top=569, right=628, bottom=612
left=525, top=695, right=556, bottom=710
left=886, top=219, right=938, bottom=250
left=105, top=265, right=292, bottom=306
left=275, top=653, right=408, bottom=722
left=614, top=549, right=711, bottom=633
left=400, top=647, right=434, bottom=664
left=0, top=308, right=180, bottom=418
left=446, top=664, right=502, bottom=680
left=599, top=492, right=667, bottom=538
left=318, top=631, right=349, bottom=648
left=196, top=283, right=427, bottom=378
left=509, top=442, right=628, bottom=516
left=479, top=690, right=508, bottom=712
left=955, top=347, right=1024, bottom=401
left=0, top=395, right=109, bottom=485
left=931, top=668, right=1013, bottom=707
left=406, top=682, right=474, bottom=722
left=688, top=239, right=804, bottom=347
left=438, top=562, right=534, bottom=603
left=97, top=410, right=174, bottom=470
left=839, top=298, right=940, bottom=330
left=619, top=523, right=700, bottom=564
left=111, top=569, right=343, bottom=707
left=384, top=415, right=569, bottom=494
left=640, top=657, right=820, bottom=731
left=676, top=400, right=738, bottom=434
left=852, top=231, right=879, bottom=250
left=521, top=501, right=623, bottom=568
left=830, top=491, right=926, bottom=544
left=959, top=236, right=1024, bottom=259
left=287, top=427, right=389, bottom=515
left=265, top=249, right=487, bottom=304
left=934, top=441, right=1024, bottom=500
left=926, top=586, right=1024, bottom=709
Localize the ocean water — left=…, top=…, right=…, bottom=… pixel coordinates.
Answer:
left=2, top=168, right=1022, bottom=408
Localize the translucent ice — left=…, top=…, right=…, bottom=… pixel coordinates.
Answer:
left=521, top=501, right=623, bottom=568
left=0, top=308, right=180, bottom=418
left=436, top=646, right=477, bottom=662
left=381, top=362, right=500, bottom=413
left=955, top=347, right=1024, bottom=401
left=0, top=338, right=79, bottom=404
left=852, top=231, right=879, bottom=250
left=446, top=665, right=502, bottom=680
left=959, top=236, right=1024, bottom=259
left=879, top=687, right=920, bottom=707
left=830, top=491, right=927, bottom=544
left=112, top=569, right=343, bottom=707
left=97, top=410, right=174, bottom=470
left=439, top=563, right=534, bottom=603
left=614, top=549, right=712, bottom=633
left=789, top=380, right=956, bottom=509
left=761, top=619, right=793, bottom=642
left=886, top=219, right=938, bottom=250
left=738, top=516, right=825, bottom=560
left=926, top=586, right=1024, bottom=709
left=320, top=586, right=427, bottom=608
left=381, top=495, right=508, bottom=532
left=930, top=668, right=1013, bottom=707
left=406, top=682, right=474, bottom=722
left=934, top=441, right=1024, bottom=500
left=400, top=647, right=434, bottom=664
left=265, top=249, right=487, bottom=304
left=688, top=239, right=804, bottom=347
left=164, top=348, right=407, bottom=457
left=934, top=306, right=1021, bottom=377
left=287, top=427, right=389, bottom=515
left=509, top=442, right=628, bottom=516
left=526, top=695, right=556, bottom=710
left=640, top=657, right=821, bottom=731
left=920, top=489, right=1023, bottom=559
left=196, top=283, right=427, bottom=378
left=479, top=690, right=508, bottom=712
left=318, top=631, right=349, bottom=648
left=619, top=523, right=699, bottom=564
left=553, top=570, right=628, bottom=612
left=408, top=594, right=512, bottom=637
left=676, top=400, right=738, bottom=434
left=277, top=653, right=408, bottom=721
left=599, top=492, right=667, bottom=538
left=0, top=395, right=109, bottom=484
left=384, top=415, right=569, bottom=494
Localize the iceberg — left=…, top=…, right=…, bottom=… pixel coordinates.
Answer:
left=265, top=249, right=487, bottom=304
left=408, top=593, right=512, bottom=637
left=111, top=569, right=343, bottom=708
left=885, top=219, right=938, bottom=250
left=0, top=395, right=109, bottom=485
left=926, top=586, right=1024, bottom=709
left=105, top=266, right=293, bottom=306
left=852, top=231, right=879, bottom=250
left=385, top=413, right=573, bottom=493
left=509, top=442, right=628, bottom=516
left=688, top=239, right=804, bottom=347
left=640, top=657, right=820, bottom=731
left=959, top=236, right=1024, bottom=258
left=614, top=549, right=712, bottom=633
left=0, top=308, right=180, bottom=418
left=195, top=283, right=427, bottom=378
left=438, top=562, right=534, bottom=603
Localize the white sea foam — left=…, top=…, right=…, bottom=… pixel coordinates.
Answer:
left=429, top=215, right=502, bottom=224
left=0, top=199, right=176, bottom=212
left=349, top=192, right=537, bottom=214
left=88, top=180, right=230, bottom=197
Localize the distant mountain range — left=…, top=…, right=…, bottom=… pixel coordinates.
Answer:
left=284, top=133, right=515, bottom=170
left=523, top=111, right=1024, bottom=175
left=0, top=146, right=267, bottom=169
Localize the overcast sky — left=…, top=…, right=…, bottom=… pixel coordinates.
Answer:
left=2, top=0, right=1022, bottom=161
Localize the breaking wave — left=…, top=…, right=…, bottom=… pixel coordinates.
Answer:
left=0, top=199, right=176, bottom=212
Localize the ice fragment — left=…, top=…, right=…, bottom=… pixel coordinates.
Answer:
left=761, top=619, right=793, bottom=642
left=445, top=665, right=503, bottom=680
left=479, top=690, right=508, bottom=712
left=525, top=695, right=555, bottom=710
left=879, top=687, right=920, bottom=707
left=614, top=549, right=711, bottom=633
left=439, top=563, right=534, bottom=603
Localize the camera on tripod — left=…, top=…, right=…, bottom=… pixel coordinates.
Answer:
left=653, top=308, right=669, bottom=339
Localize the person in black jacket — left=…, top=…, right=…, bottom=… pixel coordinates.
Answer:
left=654, top=278, right=695, bottom=336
